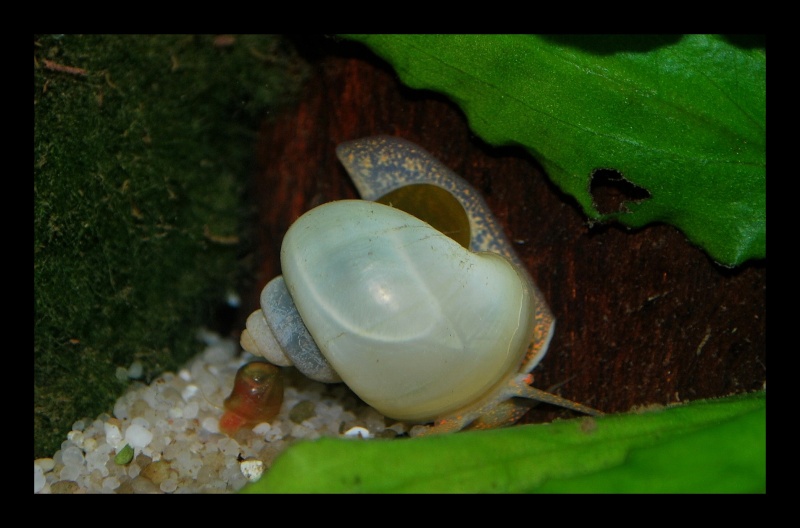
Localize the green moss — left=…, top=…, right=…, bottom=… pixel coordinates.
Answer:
left=34, top=35, right=308, bottom=458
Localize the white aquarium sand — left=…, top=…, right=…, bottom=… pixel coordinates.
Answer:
left=34, top=329, right=407, bottom=494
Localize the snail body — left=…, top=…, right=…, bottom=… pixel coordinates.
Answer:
left=240, top=136, right=601, bottom=435
left=219, top=361, right=283, bottom=436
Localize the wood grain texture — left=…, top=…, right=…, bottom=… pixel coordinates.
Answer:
left=243, top=36, right=766, bottom=421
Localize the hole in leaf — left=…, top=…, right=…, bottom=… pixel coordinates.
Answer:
left=590, top=169, right=651, bottom=215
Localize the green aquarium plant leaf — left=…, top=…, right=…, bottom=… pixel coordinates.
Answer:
left=341, top=34, right=765, bottom=267
left=243, top=391, right=765, bottom=493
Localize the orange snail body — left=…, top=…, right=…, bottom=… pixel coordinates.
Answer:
left=219, top=361, right=283, bottom=436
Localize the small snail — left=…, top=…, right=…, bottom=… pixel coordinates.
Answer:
left=240, top=136, right=601, bottom=436
left=219, top=361, right=283, bottom=436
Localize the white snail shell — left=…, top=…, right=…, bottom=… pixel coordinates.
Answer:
left=240, top=136, right=601, bottom=434
left=281, top=199, right=536, bottom=422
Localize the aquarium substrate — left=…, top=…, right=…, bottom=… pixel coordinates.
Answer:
left=33, top=330, right=406, bottom=494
